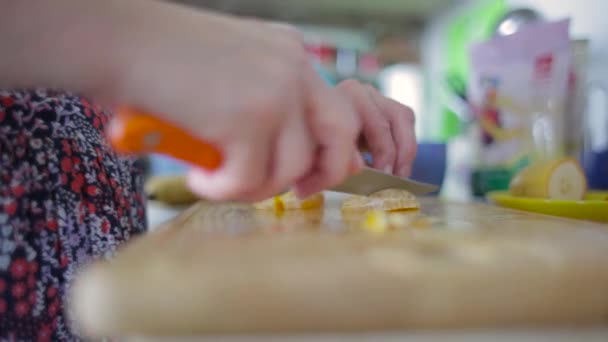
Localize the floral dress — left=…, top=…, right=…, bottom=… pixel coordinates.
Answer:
left=0, top=89, right=147, bottom=341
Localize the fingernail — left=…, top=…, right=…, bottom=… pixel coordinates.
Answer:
left=383, top=165, right=393, bottom=174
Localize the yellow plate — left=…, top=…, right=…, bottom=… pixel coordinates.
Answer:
left=487, top=191, right=608, bottom=222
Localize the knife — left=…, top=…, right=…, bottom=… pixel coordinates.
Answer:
left=331, top=167, right=437, bottom=196
left=108, top=108, right=438, bottom=196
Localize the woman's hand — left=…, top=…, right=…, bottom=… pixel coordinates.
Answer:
left=335, top=80, right=417, bottom=178
left=110, top=1, right=363, bottom=201
left=1, top=0, right=417, bottom=202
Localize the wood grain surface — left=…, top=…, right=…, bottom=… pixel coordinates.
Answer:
left=70, top=193, right=608, bottom=339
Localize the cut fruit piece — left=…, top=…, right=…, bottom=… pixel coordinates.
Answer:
left=274, top=196, right=285, bottom=212
left=341, top=188, right=420, bottom=214
left=369, top=189, right=420, bottom=211
left=145, top=175, right=200, bottom=205
left=253, top=191, right=324, bottom=211
left=509, top=158, right=587, bottom=200
left=363, top=210, right=422, bottom=234
left=364, top=211, right=391, bottom=234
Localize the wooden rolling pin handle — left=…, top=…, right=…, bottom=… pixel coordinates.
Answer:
left=108, top=107, right=223, bottom=170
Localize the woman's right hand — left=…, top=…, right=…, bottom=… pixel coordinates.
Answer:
left=4, top=1, right=422, bottom=203
left=106, top=1, right=362, bottom=201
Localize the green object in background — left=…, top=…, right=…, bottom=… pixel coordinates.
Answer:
left=471, top=156, right=530, bottom=197
left=437, top=0, right=508, bottom=141
left=472, top=169, right=512, bottom=196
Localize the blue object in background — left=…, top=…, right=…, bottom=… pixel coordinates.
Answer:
left=583, top=150, right=608, bottom=190
left=148, top=154, right=189, bottom=176
left=410, top=143, right=447, bottom=194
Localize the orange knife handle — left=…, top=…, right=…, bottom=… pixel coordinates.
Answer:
left=108, top=107, right=223, bottom=171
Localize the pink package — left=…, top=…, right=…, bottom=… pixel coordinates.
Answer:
left=468, top=19, right=571, bottom=192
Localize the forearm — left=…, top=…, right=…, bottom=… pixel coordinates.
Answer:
left=1, top=1, right=119, bottom=93
left=0, top=0, right=205, bottom=103
left=0, top=0, right=248, bottom=106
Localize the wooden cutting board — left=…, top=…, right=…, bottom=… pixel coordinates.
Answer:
left=71, top=193, right=608, bottom=339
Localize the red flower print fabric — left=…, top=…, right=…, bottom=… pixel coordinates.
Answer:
left=0, top=89, right=147, bottom=341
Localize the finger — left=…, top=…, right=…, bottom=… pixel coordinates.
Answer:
left=380, top=97, right=417, bottom=177
left=294, top=72, right=360, bottom=197
left=339, top=80, right=395, bottom=174
left=253, top=106, right=315, bottom=201
left=186, top=136, right=272, bottom=201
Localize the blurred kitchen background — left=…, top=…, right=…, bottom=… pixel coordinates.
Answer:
left=146, top=0, right=608, bottom=202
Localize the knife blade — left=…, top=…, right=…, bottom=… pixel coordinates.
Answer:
left=108, top=107, right=438, bottom=196
left=331, top=167, right=437, bottom=196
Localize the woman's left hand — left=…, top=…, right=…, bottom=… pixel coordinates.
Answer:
left=336, top=79, right=417, bottom=177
